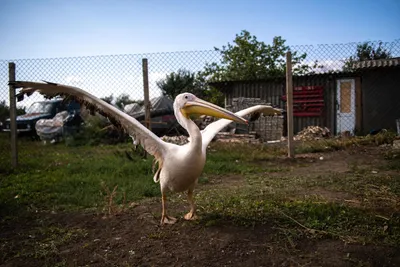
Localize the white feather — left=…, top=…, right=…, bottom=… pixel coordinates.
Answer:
left=201, top=105, right=283, bottom=153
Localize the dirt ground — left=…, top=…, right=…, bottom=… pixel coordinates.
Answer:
left=1, top=146, right=400, bottom=267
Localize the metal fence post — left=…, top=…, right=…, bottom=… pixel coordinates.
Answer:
left=286, top=52, right=294, bottom=158
left=9, top=62, right=18, bottom=167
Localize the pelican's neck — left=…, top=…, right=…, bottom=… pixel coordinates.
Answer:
left=176, top=112, right=202, bottom=151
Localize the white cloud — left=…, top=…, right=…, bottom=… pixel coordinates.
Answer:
left=64, top=75, right=83, bottom=85
left=149, top=71, right=168, bottom=83
left=124, top=71, right=167, bottom=100
left=300, top=59, right=345, bottom=73
left=16, top=91, right=46, bottom=110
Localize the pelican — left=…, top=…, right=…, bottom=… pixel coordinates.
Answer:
left=11, top=81, right=282, bottom=225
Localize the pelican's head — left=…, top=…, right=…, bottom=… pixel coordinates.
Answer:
left=174, top=92, right=247, bottom=124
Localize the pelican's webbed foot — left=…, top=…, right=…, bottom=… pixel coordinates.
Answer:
left=160, top=215, right=177, bottom=225
left=184, top=189, right=198, bottom=221
left=184, top=210, right=198, bottom=221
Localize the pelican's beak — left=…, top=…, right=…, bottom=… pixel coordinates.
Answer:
left=181, top=98, right=248, bottom=124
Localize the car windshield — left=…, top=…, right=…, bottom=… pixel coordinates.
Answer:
left=27, top=102, right=54, bottom=114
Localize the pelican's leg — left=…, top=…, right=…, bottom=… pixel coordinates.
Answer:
left=184, top=188, right=198, bottom=220
left=160, top=191, right=177, bottom=225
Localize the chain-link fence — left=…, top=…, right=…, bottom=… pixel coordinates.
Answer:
left=1, top=39, right=399, bottom=169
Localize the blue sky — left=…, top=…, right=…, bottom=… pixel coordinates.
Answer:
left=1, top=0, right=399, bottom=59
left=0, top=0, right=399, bottom=108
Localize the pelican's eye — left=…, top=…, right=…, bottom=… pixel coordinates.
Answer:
left=184, top=95, right=188, bottom=99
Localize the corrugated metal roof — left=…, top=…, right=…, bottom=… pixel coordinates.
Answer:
left=124, top=95, right=174, bottom=119
left=353, top=57, right=400, bottom=69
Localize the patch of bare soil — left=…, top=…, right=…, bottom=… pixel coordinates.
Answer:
left=202, top=174, right=245, bottom=190
left=281, top=145, right=386, bottom=175
left=1, top=207, right=399, bottom=267
left=1, top=146, right=399, bottom=267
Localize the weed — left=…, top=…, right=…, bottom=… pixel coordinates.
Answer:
left=100, top=181, right=127, bottom=217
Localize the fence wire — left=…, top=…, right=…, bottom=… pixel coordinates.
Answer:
left=1, top=39, right=399, bottom=169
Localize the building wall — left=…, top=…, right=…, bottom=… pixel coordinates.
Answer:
left=218, top=67, right=400, bottom=136
left=226, top=81, right=285, bottom=108
left=223, top=76, right=337, bottom=134
left=361, top=67, right=400, bottom=133
left=292, top=76, right=336, bottom=135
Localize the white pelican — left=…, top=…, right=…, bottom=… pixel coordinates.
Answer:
left=11, top=81, right=282, bottom=225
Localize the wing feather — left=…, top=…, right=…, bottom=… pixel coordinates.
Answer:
left=201, top=105, right=283, bottom=152
left=11, top=81, right=170, bottom=161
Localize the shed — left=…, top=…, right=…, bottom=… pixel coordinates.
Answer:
left=210, top=58, right=400, bottom=135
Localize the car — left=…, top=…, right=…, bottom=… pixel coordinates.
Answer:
left=2, top=98, right=81, bottom=136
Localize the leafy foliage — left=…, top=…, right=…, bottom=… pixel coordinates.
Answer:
left=194, top=72, right=225, bottom=106
left=0, top=100, right=25, bottom=123
left=343, top=41, right=392, bottom=71
left=156, top=69, right=225, bottom=106
left=155, top=31, right=316, bottom=106
left=156, top=69, right=199, bottom=99
left=203, top=30, right=312, bottom=81
left=115, top=93, right=136, bottom=110
left=100, top=93, right=139, bottom=110
left=101, top=94, right=114, bottom=104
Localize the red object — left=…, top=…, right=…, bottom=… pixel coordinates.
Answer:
left=281, top=86, right=324, bottom=117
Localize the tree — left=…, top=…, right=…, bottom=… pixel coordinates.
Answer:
left=343, top=41, right=392, bottom=71
left=115, top=93, right=135, bottom=110
left=156, top=69, right=199, bottom=99
left=193, top=71, right=225, bottom=106
left=0, top=100, right=25, bottom=123
left=156, top=69, right=225, bottom=106
left=101, top=94, right=114, bottom=105
left=100, top=94, right=137, bottom=110
left=157, top=31, right=314, bottom=106
left=203, top=30, right=312, bottom=81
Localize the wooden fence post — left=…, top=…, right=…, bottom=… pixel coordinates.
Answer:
left=286, top=52, right=294, bottom=158
left=142, top=58, right=151, bottom=131
left=142, top=58, right=151, bottom=158
left=9, top=62, right=18, bottom=167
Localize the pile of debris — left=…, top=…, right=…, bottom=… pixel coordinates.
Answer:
left=160, top=132, right=261, bottom=145
left=194, top=115, right=215, bottom=130
left=214, top=132, right=260, bottom=144
left=294, top=126, right=331, bottom=141
left=161, top=135, right=189, bottom=145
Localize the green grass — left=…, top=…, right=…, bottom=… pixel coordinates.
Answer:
left=1, top=133, right=400, bottom=249
left=194, top=172, right=400, bottom=246
left=203, top=142, right=287, bottom=175
left=0, top=137, right=160, bottom=215
left=198, top=192, right=400, bottom=245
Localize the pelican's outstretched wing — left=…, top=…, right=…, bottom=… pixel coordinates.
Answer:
left=11, top=81, right=171, bottom=162
left=201, top=105, right=283, bottom=152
